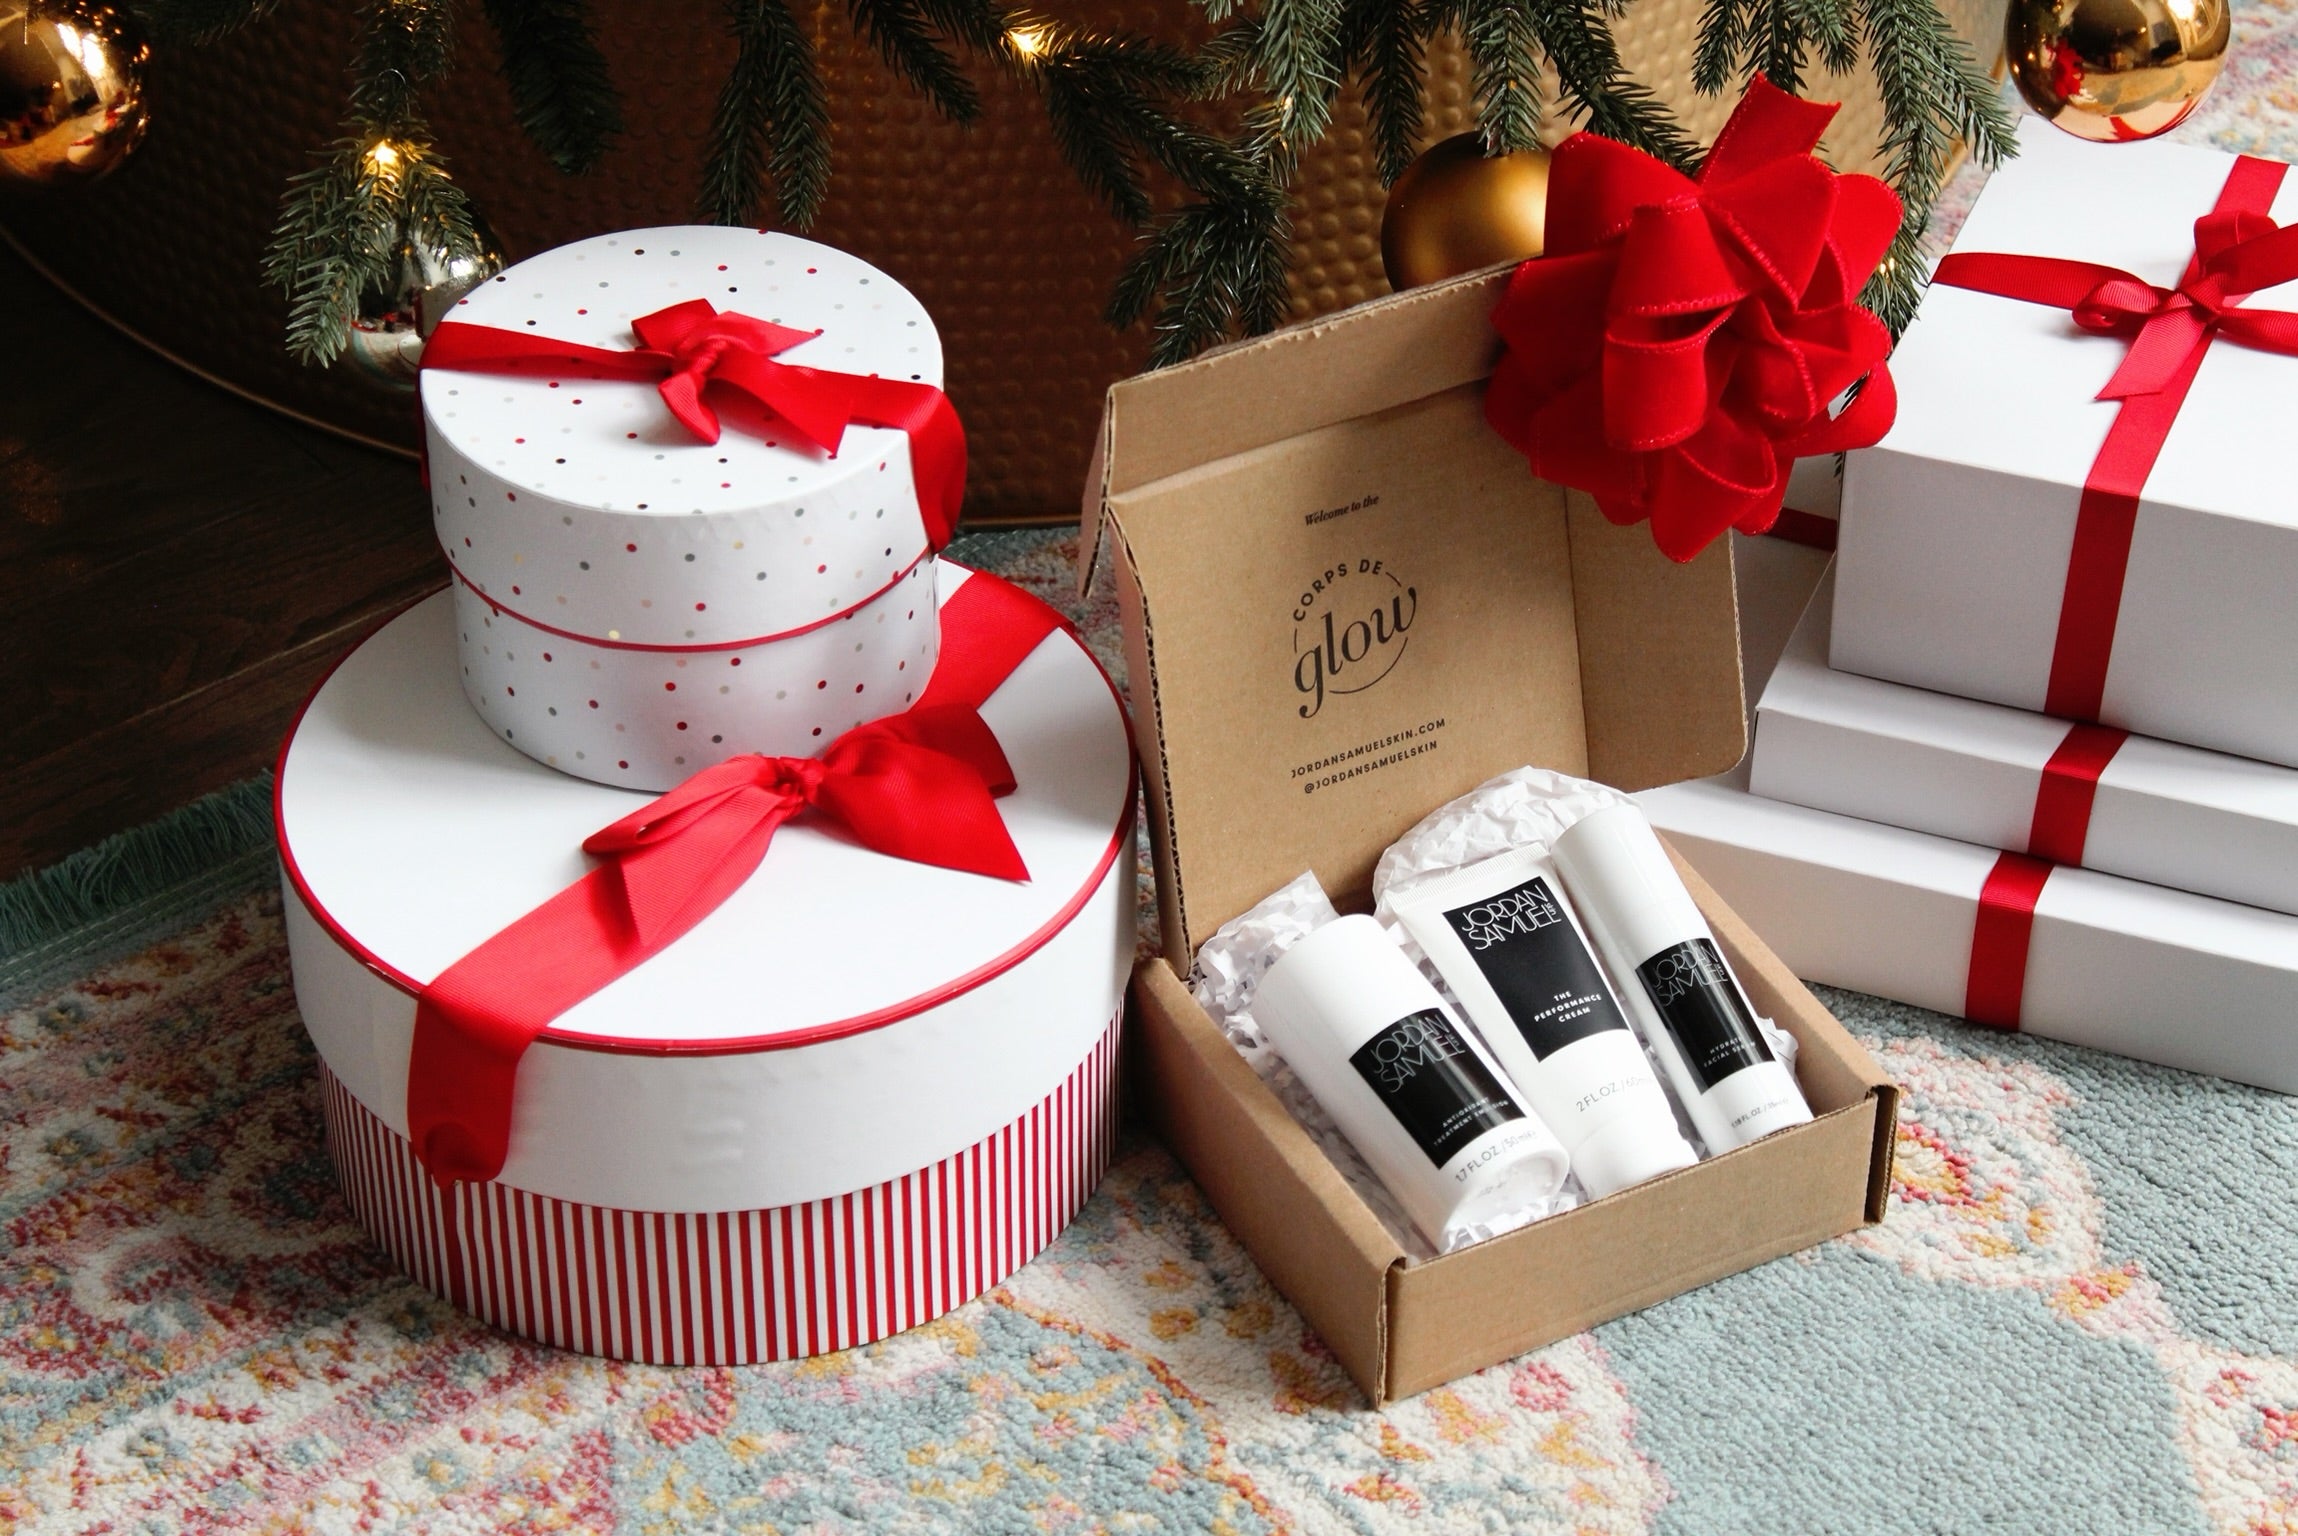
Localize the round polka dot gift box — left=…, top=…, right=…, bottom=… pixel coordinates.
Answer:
left=421, top=227, right=959, bottom=791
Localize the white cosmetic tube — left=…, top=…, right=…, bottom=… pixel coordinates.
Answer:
left=1551, top=803, right=1813, bottom=1152
left=1254, top=915, right=1570, bottom=1249
left=1389, top=847, right=1699, bottom=1198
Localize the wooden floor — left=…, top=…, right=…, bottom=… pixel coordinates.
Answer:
left=1, top=243, right=445, bottom=880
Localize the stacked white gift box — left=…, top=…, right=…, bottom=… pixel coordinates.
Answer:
left=1641, top=123, right=2298, bottom=1094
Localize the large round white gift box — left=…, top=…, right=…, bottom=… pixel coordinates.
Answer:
left=424, top=227, right=947, bottom=792
left=278, top=567, right=1134, bottom=1364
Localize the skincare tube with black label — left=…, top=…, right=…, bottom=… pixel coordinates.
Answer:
left=1551, top=804, right=1812, bottom=1152
left=1254, top=915, right=1570, bottom=1249
left=1388, top=847, right=1699, bottom=1197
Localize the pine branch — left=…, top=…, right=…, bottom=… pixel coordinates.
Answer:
left=1856, top=0, right=2014, bottom=332
left=1788, top=0, right=1860, bottom=77
left=1754, top=0, right=1805, bottom=93
left=1344, top=0, right=1427, bottom=184
left=1256, top=0, right=1346, bottom=146
left=265, top=135, right=477, bottom=365
left=701, top=0, right=831, bottom=228
left=1462, top=0, right=1544, bottom=152
left=1109, top=138, right=1292, bottom=366
left=847, top=0, right=980, bottom=121
left=1690, top=0, right=1746, bottom=93
left=131, top=0, right=281, bottom=43
left=349, top=0, right=458, bottom=135
left=1528, top=0, right=1700, bottom=169
left=1190, top=17, right=1265, bottom=99
left=479, top=0, right=624, bottom=174
left=912, top=0, right=1011, bottom=52
left=1026, top=31, right=1243, bottom=224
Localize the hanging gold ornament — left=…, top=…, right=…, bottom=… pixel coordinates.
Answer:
left=2006, top=0, right=2230, bottom=143
left=1380, top=133, right=1552, bottom=291
left=341, top=203, right=507, bottom=391
left=0, top=0, right=149, bottom=186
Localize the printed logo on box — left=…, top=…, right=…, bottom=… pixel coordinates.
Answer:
left=1290, top=553, right=1417, bottom=718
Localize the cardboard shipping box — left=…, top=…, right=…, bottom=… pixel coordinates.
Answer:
left=1081, top=269, right=1898, bottom=1405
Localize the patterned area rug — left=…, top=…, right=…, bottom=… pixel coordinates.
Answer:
left=17, top=41, right=2298, bottom=1522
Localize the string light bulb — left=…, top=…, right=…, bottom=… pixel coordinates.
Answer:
left=365, top=139, right=404, bottom=176
left=1006, top=22, right=1050, bottom=60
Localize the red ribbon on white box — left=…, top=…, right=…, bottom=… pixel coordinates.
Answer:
left=1936, top=153, right=2298, bottom=1031
left=1933, top=154, right=2298, bottom=727
left=407, top=573, right=1066, bottom=1189
left=1962, top=722, right=2134, bottom=1030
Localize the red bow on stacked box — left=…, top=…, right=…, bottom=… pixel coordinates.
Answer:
left=406, top=574, right=1062, bottom=1188
left=1486, top=77, right=1902, bottom=562
left=1933, top=155, right=2298, bottom=727
left=1929, top=153, right=2298, bottom=1031
left=423, top=298, right=967, bottom=549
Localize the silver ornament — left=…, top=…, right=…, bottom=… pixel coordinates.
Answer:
left=341, top=215, right=507, bottom=390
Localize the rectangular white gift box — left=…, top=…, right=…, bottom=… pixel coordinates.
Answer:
left=1756, top=565, right=2298, bottom=916
left=1643, top=535, right=2298, bottom=1094
left=1833, top=122, right=2298, bottom=766
left=279, top=565, right=1137, bottom=1363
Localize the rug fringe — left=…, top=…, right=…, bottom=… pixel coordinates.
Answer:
left=0, top=776, right=276, bottom=966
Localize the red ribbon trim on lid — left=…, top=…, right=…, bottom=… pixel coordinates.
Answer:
left=422, top=298, right=967, bottom=552
left=405, top=573, right=1067, bottom=1191
left=1932, top=155, right=2296, bottom=725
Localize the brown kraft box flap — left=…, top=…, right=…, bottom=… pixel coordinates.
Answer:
left=1085, top=270, right=1749, bottom=964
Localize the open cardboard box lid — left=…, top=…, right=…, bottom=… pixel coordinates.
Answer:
left=1082, top=269, right=1898, bottom=1403
left=1082, top=268, right=1753, bottom=960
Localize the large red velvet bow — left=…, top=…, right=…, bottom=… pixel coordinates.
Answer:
left=423, top=298, right=967, bottom=549
left=405, top=573, right=1062, bottom=1189
left=1486, top=77, right=1902, bottom=561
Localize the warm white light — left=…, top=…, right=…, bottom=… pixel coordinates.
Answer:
left=1006, top=23, right=1049, bottom=59
left=366, top=140, right=403, bottom=174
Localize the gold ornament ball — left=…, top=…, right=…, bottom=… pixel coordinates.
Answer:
left=342, top=213, right=508, bottom=391
left=1380, top=133, right=1552, bottom=291
left=2007, top=0, right=2230, bottom=143
left=0, top=0, right=150, bottom=187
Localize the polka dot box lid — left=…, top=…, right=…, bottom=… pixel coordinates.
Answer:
left=422, top=228, right=945, bottom=651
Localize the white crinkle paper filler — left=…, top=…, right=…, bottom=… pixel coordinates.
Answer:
left=1190, top=872, right=1572, bottom=1262
left=1367, top=766, right=1800, bottom=1153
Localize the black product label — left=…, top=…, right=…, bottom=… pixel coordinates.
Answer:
left=1636, top=938, right=1775, bottom=1091
left=1441, top=875, right=1633, bottom=1060
left=1348, top=1009, right=1524, bottom=1168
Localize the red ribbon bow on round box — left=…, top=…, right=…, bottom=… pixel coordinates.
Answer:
left=1485, top=78, right=1902, bottom=561
left=423, top=297, right=967, bottom=550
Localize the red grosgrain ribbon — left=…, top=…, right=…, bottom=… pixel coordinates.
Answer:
left=422, top=298, right=967, bottom=550
left=1960, top=724, right=2132, bottom=1031
left=1965, top=852, right=2056, bottom=1030
left=404, top=574, right=1062, bottom=1189
left=2026, top=723, right=2130, bottom=867
left=1933, top=155, right=2298, bottom=724
left=1486, top=77, right=1902, bottom=562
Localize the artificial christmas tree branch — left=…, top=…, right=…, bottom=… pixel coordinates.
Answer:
left=156, top=0, right=2010, bottom=370
left=700, top=0, right=832, bottom=226
left=260, top=0, right=486, bottom=364
left=480, top=0, right=626, bottom=175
